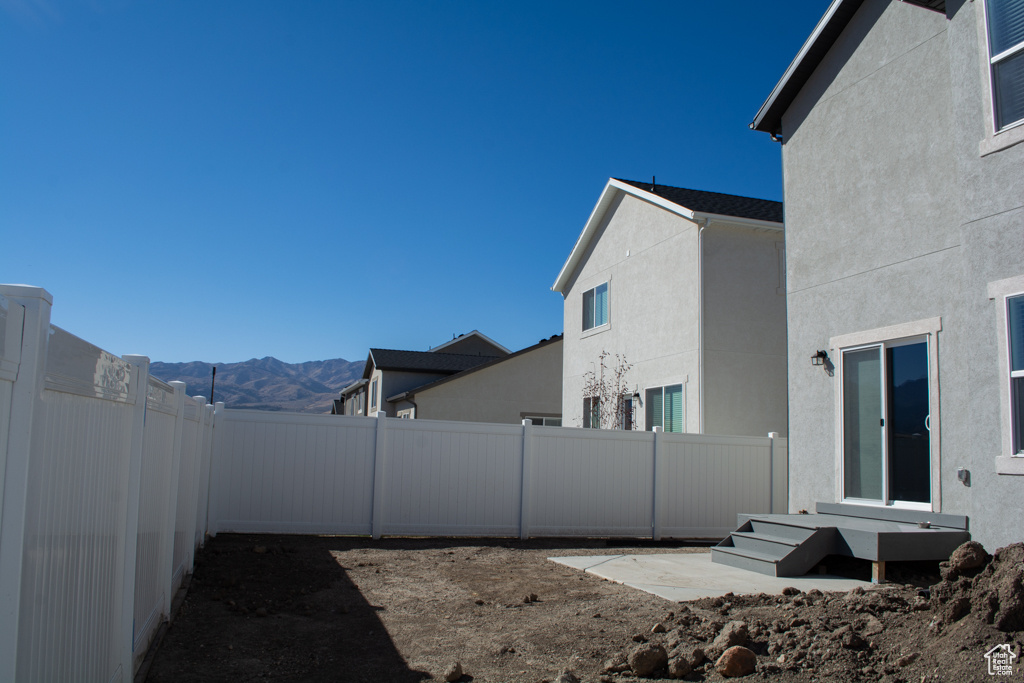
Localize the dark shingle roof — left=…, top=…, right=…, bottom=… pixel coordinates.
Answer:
left=368, top=348, right=503, bottom=375
left=615, top=179, right=783, bottom=224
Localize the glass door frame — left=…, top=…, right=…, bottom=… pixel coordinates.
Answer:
left=831, top=318, right=943, bottom=512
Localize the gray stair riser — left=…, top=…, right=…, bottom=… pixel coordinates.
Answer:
left=731, top=534, right=795, bottom=558
left=749, top=520, right=817, bottom=542
left=710, top=548, right=780, bottom=576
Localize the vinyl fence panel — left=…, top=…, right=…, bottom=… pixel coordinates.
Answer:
left=529, top=426, right=655, bottom=536
left=132, top=377, right=179, bottom=657
left=381, top=418, right=523, bottom=536
left=211, top=410, right=377, bottom=534
left=16, top=327, right=138, bottom=683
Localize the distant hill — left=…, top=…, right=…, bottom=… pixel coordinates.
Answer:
left=149, top=357, right=364, bottom=413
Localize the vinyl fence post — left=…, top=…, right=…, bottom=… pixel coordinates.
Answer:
left=194, top=402, right=214, bottom=546
left=207, top=402, right=225, bottom=537
left=120, top=354, right=150, bottom=678
left=0, top=285, right=51, bottom=682
left=652, top=427, right=663, bottom=541
left=519, top=419, right=533, bottom=540
left=371, top=411, right=388, bottom=539
left=161, top=382, right=187, bottom=615
left=768, top=432, right=778, bottom=514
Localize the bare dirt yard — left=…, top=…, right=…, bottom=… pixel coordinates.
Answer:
left=145, top=534, right=1024, bottom=683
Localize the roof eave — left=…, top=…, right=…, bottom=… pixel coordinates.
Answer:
left=694, top=211, right=784, bottom=232
left=552, top=179, right=695, bottom=294
left=751, top=0, right=860, bottom=135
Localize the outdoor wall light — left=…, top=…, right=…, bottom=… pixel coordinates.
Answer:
left=811, top=350, right=830, bottom=366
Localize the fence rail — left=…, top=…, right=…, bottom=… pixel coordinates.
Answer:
left=0, top=284, right=788, bottom=682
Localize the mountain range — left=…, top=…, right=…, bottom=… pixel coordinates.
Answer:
left=149, top=356, right=364, bottom=413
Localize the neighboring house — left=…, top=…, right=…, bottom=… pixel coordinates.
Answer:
left=387, top=335, right=563, bottom=424
left=552, top=178, right=788, bottom=437
left=336, top=330, right=563, bottom=425
left=750, top=0, right=1024, bottom=551
left=337, top=330, right=508, bottom=417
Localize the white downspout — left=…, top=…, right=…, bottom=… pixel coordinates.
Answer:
left=696, top=217, right=709, bottom=434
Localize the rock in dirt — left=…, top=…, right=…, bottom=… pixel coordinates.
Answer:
left=716, top=646, right=757, bottom=677
left=940, top=541, right=988, bottom=580
left=602, top=653, right=629, bottom=674
left=628, top=643, right=668, bottom=677
left=442, top=661, right=463, bottom=682
left=666, top=653, right=691, bottom=678
left=708, top=620, right=748, bottom=659
left=554, top=670, right=580, bottom=683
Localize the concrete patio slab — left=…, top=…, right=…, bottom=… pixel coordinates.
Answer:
left=548, top=552, right=873, bottom=602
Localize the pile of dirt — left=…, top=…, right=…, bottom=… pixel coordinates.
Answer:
left=597, top=541, right=1024, bottom=681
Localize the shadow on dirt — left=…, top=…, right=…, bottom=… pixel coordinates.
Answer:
left=146, top=534, right=432, bottom=683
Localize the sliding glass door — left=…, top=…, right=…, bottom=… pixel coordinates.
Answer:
left=842, top=338, right=930, bottom=506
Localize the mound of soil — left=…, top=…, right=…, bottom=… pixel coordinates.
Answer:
left=145, top=536, right=1024, bottom=683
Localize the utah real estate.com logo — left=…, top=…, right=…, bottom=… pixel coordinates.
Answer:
left=984, top=644, right=1017, bottom=676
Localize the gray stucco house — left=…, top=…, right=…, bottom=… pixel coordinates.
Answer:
left=552, top=178, right=788, bottom=437
left=751, top=0, right=1024, bottom=551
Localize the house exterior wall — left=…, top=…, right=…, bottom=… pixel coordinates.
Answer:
left=777, top=0, right=1024, bottom=549
left=374, top=369, right=448, bottom=417
left=945, top=0, right=1024, bottom=548
left=412, top=339, right=562, bottom=424
left=702, top=223, right=788, bottom=437
left=561, top=192, right=700, bottom=430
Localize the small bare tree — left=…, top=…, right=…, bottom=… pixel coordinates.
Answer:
left=580, top=351, right=635, bottom=430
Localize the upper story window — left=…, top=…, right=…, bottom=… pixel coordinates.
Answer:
left=583, top=396, right=600, bottom=428
left=986, top=0, right=1024, bottom=131
left=370, top=379, right=378, bottom=410
left=582, top=282, right=609, bottom=331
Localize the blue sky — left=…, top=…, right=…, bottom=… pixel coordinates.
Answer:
left=1, top=1, right=826, bottom=364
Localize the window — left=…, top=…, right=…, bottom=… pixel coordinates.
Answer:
left=646, top=384, right=683, bottom=433
left=986, top=0, right=1024, bottom=131
left=619, top=396, right=635, bottom=430
left=524, top=416, right=562, bottom=426
left=370, top=379, right=378, bottom=410
left=582, top=282, right=609, bottom=331
left=1008, top=294, right=1024, bottom=453
left=583, top=396, right=600, bottom=428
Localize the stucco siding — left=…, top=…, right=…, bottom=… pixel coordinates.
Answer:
left=413, top=340, right=562, bottom=424
left=776, top=0, right=1024, bottom=549
left=561, top=192, right=699, bottom=429
left=702, top=223, right=788, bottom=436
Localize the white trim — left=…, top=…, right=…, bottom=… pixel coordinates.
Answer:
left=988, top=273, right=1024, bottom=467
left=977, top=0, right=1024, bottom=155
left=752, top=0, right=846, bottom=132
left=830, top=317, right=943, bottom=511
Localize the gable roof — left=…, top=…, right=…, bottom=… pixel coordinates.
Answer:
left=552, top=178, right=783, bottom=294
left=386, top=334, right=563, bottom=402
left=365, top=348, right=503, bottom=377
left=752, top=0, right=946, bottom=136
left=429, top=329, right=511, bottom=355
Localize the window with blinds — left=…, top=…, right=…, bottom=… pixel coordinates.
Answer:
left=987, top=0, right=1024, bottom=130
left=646, top=384, right=683, bottom=433
left=582, top=282, right=609, bottom=331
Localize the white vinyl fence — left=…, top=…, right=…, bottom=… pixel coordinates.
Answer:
left=0, top=287, right=214, bottom=683
left=210, top=410, right=788, bottom=541
left=0, top=284, right=788, bottom=682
